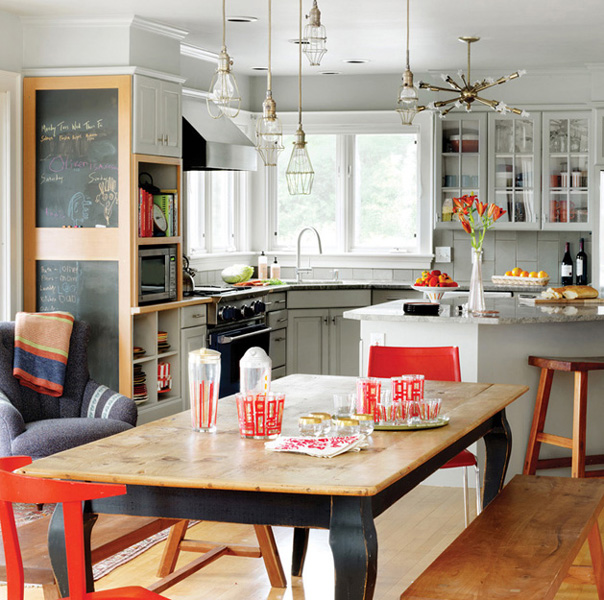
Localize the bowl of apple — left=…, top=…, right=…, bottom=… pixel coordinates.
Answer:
left=411, top=270, right=458, bottom=303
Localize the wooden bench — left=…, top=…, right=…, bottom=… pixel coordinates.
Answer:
left=400, top=475, right=604, bottom=600
left=0, top=514, right=179, bottom=600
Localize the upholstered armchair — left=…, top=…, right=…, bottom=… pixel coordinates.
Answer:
left=0, top=320, right=136, bottom=459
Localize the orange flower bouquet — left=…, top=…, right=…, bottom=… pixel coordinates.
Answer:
left=452, top=194, right=506, bottom=252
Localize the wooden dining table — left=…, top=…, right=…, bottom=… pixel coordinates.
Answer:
left=21, top=374, right=528, bottom=600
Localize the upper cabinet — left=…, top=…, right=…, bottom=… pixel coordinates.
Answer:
left=435, top=113, right=487, bottom=227
left=435, top=110, right=592, bottom=231
left=133, top=75, right=182, bottom=158
left=542, top=112, right=590, bottom=230
left=487, top=113, right=542, bottom=229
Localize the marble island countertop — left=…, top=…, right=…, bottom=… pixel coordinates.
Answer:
left=344, top=296, right=604, bottom=325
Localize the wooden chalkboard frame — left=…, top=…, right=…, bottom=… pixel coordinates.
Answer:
left=23, top=76, right=132, bottom=393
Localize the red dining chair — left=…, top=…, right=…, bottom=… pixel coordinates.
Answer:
left=0, top=455, right=171, bottom=600
left=367, top=345, right=481, bottom=526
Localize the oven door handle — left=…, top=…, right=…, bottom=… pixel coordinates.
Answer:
left=217, top=326, right=272, bottom=345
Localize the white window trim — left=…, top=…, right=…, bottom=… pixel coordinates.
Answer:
left=267, top=110, right=434, bottom=268
left=0, top=71, right=22, bottom=320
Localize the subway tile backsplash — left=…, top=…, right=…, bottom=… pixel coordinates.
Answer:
left=194, top=231, right=592, bottom=287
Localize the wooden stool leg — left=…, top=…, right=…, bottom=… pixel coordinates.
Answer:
left=156, top=519, right=190, bottom=577
left=42, top=583, right=61, bottom=600
left=524, top=368, right=555, bottom=475
left=254, top=525, right=287, bottom=588
left=572, top=371, right=589, bottom=478
left=588, top=521, right=604, bottom=599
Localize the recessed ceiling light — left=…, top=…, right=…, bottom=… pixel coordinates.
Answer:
left=251, top=66, right=268, bottom=71
left=343, top=59, right=370, bottom=64
left=289, top=38, right=309, bottom=45
left=320, top=71, right=341, bottom=75
left=227, top=16, right=258, bottom=23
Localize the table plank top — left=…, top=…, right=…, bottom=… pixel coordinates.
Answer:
left=22, top=375, right=528, bottom=497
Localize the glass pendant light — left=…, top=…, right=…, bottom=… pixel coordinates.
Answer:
left=286, top=0, right=314, bottom=195
left=396, top=0, right=421, bottom=125
left=256, top=0, right=284, bottom=167
left=207, top=0, right=241, bottom=119
left=303, top=0, right=327, bottom=66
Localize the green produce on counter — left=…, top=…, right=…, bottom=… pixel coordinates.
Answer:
left=221, top=264, right=254, bottom=284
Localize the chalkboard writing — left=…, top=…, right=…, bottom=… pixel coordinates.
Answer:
left=36, top=260, right=119, bottom=391
left=36, top=88, right=119, bottom=228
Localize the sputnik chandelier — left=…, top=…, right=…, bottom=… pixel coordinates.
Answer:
left=207, top=0, right=241, bottom=119
left=420, top=36, right=528, bottom=117
left=286, top=0, right=314, bottom=195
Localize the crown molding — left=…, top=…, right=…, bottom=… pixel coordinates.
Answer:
left=181, top=43, right=219, bottom=64
left=182, top=87, right=212, bottom=100
left=20, top=15, right=188, bottom=40
left=21, top=65, right=187, bottom=84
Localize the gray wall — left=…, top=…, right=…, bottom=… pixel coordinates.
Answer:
left=0, top=11, right=22, bottom=72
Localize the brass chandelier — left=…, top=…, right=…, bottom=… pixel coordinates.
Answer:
left=420, top=36, right=528, bottom=117
left=286, top=0, right=314, bottom=195
left=207, top=0, right=241, bottom=119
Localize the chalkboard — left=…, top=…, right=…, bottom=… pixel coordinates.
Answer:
left=36, top=88, right=119, bottom=228
left=36, top=260, right=119, bottom=391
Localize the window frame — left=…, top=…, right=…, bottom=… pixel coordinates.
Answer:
left=267, top=110, right=434, bottom=268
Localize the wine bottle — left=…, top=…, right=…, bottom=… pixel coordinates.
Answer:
left=560, top=242, right=573, bottom=286
left=575, top=237, right=588, bottom=285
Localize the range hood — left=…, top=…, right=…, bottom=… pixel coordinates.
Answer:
left=182, top=97, right=257, bottom=171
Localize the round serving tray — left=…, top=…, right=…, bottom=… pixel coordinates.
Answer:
left=374, top=416, right=450, bottom=431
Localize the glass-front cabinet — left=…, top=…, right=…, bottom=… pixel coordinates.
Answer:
left=542, top=112, right=590, bottom=229
left=487, top=113, right=541, bottom=229
left=435, top=113, right=487, bottom=227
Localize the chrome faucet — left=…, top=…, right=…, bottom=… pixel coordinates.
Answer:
left=296, top=226, right=323, bottom=282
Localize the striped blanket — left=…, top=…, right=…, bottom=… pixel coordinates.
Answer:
left=13, top=312, right=75, bottom=397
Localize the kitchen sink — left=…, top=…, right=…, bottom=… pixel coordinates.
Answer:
left=282, top=279, right=344, bottom=285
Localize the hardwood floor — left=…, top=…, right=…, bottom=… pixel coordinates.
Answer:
left=1, top=484, right=602, bottom=599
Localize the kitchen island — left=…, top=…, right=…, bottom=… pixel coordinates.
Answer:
left=344, top=296, right=604, bottom=482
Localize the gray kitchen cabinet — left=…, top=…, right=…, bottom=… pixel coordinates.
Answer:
left=286, top=289, right=370, bottom=377
left=180, top=304, right=207, bottom=410
left=267, top=292, right=287, bottom=380
left=133, top=75, right=182, bottom=157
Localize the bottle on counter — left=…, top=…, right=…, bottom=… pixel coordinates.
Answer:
left=270, top=257, right=281, bottom=280
left=258, top=251, right=268, bottom=280
left=560, top=242, right=573, bottom=286
left=576, top=237, right=588, bottom=285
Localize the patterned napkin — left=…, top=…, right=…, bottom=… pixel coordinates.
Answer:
left=265, top=434, right=368, bottom=458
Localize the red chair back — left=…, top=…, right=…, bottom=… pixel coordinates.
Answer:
left=0, top=456, right=126, bottom=600
left=367, top=345, right=461, bottom=381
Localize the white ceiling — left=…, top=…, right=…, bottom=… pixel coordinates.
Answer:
left=1, top=0, right=603, bottom=77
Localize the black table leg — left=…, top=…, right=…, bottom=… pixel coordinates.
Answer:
left=329, top=496, right=377, bottom=600
left=48, top=502, right=98, bottom=597
left=291, top=527, right=310, bottom=577
left=483, top=408, right=512, bottom=507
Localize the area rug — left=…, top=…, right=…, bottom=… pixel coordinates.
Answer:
left=12, top=504, right=177, bottom=583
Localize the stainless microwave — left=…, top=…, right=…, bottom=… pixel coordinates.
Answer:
left=138, top=246, right=178, bottom=305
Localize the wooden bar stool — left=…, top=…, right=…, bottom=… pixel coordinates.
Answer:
left=524, top=355, right=604, bottom=478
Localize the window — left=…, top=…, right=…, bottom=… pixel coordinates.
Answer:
left=276, top=134, right=337, bottom=249
left=352, top=134, right=417, bottom=250
left=186, top=170, right=244, bottom=256
left=272, top=125, right=422, bottom=255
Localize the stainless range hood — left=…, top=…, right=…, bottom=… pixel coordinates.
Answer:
left=182, top=96, right=257, bottom=171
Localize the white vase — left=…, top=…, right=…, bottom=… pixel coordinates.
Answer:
left=468, top=248, right=486, bottom=314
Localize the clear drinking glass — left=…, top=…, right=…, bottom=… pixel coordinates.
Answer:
left=309, top=412, right=332, bottom=435
left=189, top=348, right=221, bottom=433
left=333, top=393, right=356, bottom=418
left=299, top=416, right=322, bottom=436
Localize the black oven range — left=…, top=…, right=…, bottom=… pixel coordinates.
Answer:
left=197, top=286, right=271, bottom=397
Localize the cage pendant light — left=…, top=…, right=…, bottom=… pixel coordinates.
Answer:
left=207, top=0, right=241, bottom=119
left=286, top=0, right=314, bottom=195
left=303, top=0, right=327, bottom=66
left=396, top=0, right=423, bottom=125
left=255, top=0, right=284, bottom=166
